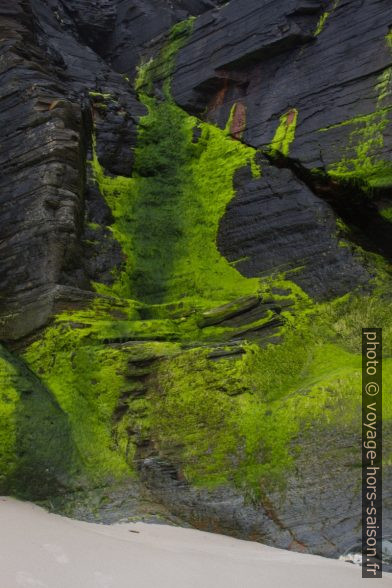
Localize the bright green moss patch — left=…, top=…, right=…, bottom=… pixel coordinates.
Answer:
left=314, top=11, right=330, bottom=36
left=318, top=107, right=392, bottom=133
left=386, top=30, right=392, bottom=50
left=314, top=0, right=340, bottom=36
left=0, top=345, right=76, bottom=498
left=148, top=316, right=384, bottom=496
left=25, top=321, right=136, bottom=484
left=89, top=91, right=113, bottom=99
left=87, top=221, right=101, bottom=230
left=319, top=288, right=392, bottom=356
left=135, top=17, right=195, bottom=97
left=23, top=297, right=185, bottom=486
left=91, top=97, right=261, bottom=308
left=19, top=271, right=392, bottom=499
left=269, top=108, right=298, bottom=157
left=322, top=105, right=392, bottom=188
left=145, top=280, right=392, bottom=496
left=380, top=206, right=392, bottom=222
left=0, top=348, right=19, bottom=482
left=319, top=36, right=392, bottom=188
left=91, top=15, right=261, bottom=309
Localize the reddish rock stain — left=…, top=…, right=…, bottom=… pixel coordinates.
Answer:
left=230, top=102, right=247, bottom=139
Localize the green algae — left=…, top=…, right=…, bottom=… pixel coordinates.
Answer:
left=319, top=35, right=392, bottom=188
left=135, top=17, right=195, bottom=97
left=90, top=17, right=261, bottom=311
left=23, top=298, right=183, bottom=485
left=91, top=97, right=261, bottom=308
left=0, top=349, right=19, bottom=482
left=87, top=221, right=101, bottom=231
left=387, top=30, right=392, bottom=50
left=90, top=12, right=260, bottom=308
left=24, top=323, right=132, bottom=483
left=89, top=91, right=113, bottom=99
left=269, top=109, right=298, bottom=157
left=380, top=206, right=392, bottom=222
left=314, top=0, right=340, bottom=37
left=148, top=299, right=392, bottom=496
left=31, top=14, right=390, bottom=497
left=19, top=273, right=392, bottom=498
left=314, top=11, right=330, bottom=36
left=320, top=107, right=392, bottom=189
left=22, top=296, right=184, bottom=486
left=0, top=345, right=75, bottom=498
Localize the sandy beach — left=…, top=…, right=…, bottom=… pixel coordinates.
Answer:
left=0, top=497, right=390, bottom=588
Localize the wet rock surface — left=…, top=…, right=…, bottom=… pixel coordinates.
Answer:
left=0, top=0, right=391, bottom=562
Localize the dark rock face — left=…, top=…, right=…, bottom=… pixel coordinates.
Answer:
left=139, top=457, right=293, bottom=548
left=219, top=158, right=369, bottom=300
left=1, top=0, right=391, bottom=564
left=139, top=434, right=392, bottom=558
left=172, top=0, right=329, bottom=114
left=0, top=0, right=85, bottom=339
left=63, top=0, right=117, bottom=50
left=101, top=0, right=226, bottom=79
left=0, top=0, right=144, bottom=339
left=172, top=0, right=392, bottom=164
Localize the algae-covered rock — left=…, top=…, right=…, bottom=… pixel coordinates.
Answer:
left=198, top=296, right=261, bottom=327
left=1, top=0, right=392, bottom=563
left=0, top=346, right=76, bottom=499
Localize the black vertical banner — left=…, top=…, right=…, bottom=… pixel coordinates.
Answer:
left=362, top=328, right=382, bottom=578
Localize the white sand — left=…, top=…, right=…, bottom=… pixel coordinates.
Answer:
left=0, top=497, right=391, bottom=588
